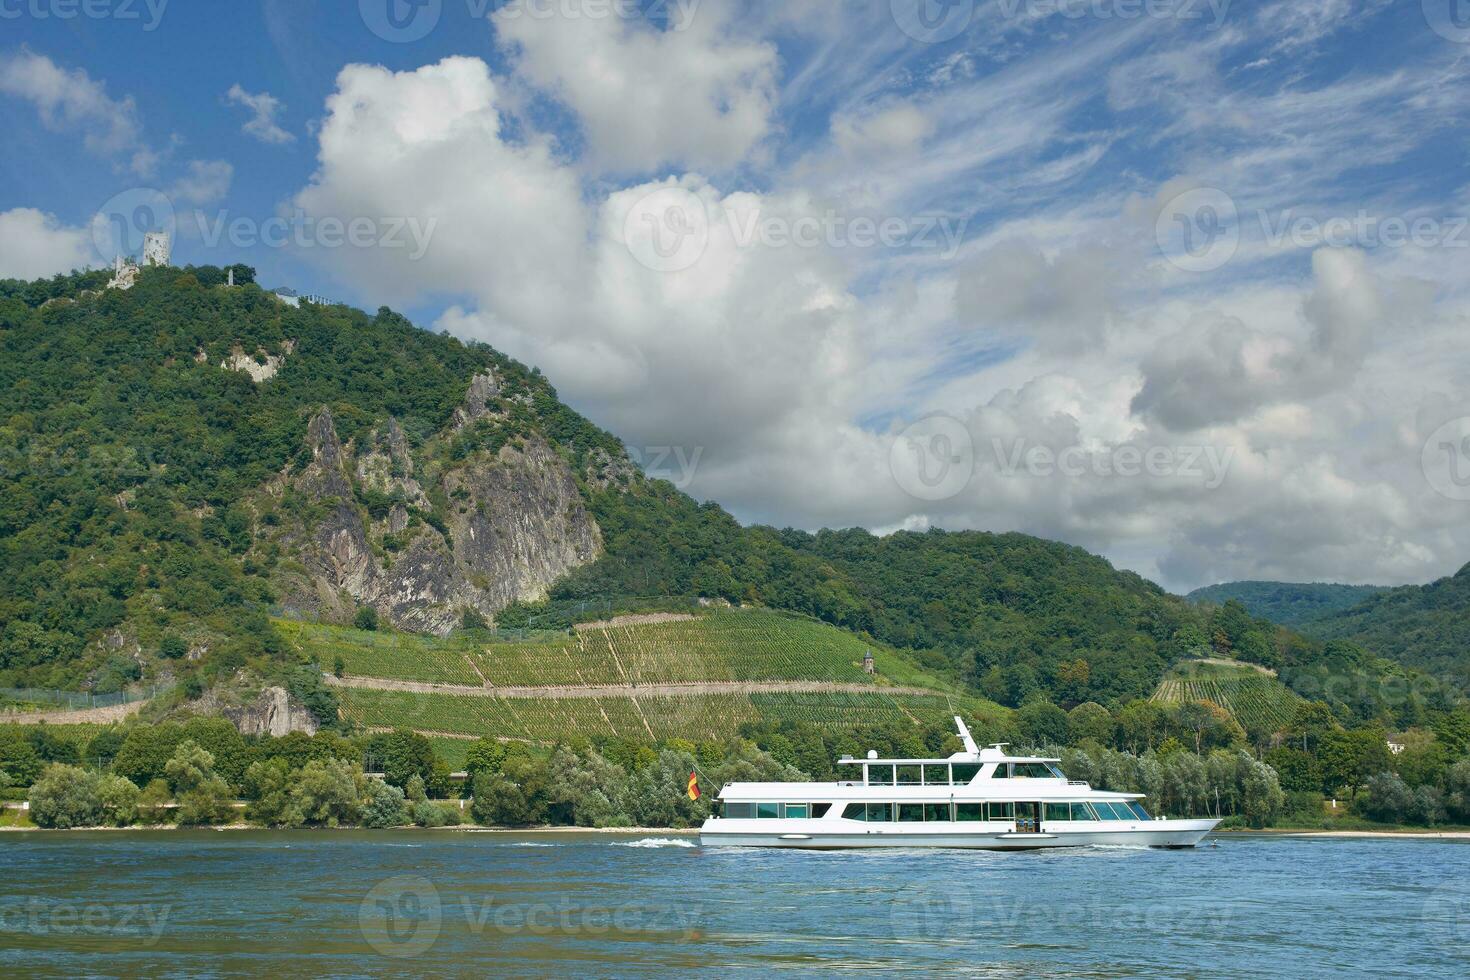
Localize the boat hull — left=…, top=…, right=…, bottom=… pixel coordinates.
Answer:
left=698, top=818, right=1219, bottom=850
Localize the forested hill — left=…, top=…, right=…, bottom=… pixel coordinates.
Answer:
left=0, top=265, right=1432, bottom=723
left=1187, top=581, right=1389, bottom=627
left=1302, top=565, right=1470, bottom=693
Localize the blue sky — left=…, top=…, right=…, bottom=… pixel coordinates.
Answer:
left=2, top=0, right=1469, bottom=591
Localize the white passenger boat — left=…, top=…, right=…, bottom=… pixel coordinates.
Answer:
left=699, top=717, right=1219, bottom=849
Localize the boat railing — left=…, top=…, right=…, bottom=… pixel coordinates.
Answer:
left=1069, top=780, right=1090, bottom=787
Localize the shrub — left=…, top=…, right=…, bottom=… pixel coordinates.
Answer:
left=354, top=607, right=379, bottom=631
left=413, top=799, right=461, bottom=827
left=1359, top=772, right=1413, bottom=822
left=28, top=764, right=102, bottom=828
left=362, top=779, right=410, bottom=828
left=137, top=779, right=173, bottom=824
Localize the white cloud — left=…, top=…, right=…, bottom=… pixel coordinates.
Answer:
left=492, top=6, right=777, bottom=173
left=225, top=84, right=294, bottom=144
left=167, top=159, right=234, bottom=206
left=0, top=49, right=156, bottom=174
left=0, top=208, right=94, bottom=280
left=285, top=32, right=1470, bottom=594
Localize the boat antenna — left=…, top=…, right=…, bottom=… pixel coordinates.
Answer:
left=953, top=716, right=980, bottom=756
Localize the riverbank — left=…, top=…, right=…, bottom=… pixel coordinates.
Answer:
left=0, top=815, right=700, bottom=835
left=1219, top=827, right=1470, bottom=840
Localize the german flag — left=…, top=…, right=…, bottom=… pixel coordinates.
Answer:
left=687, top=770, right=701, bottom=801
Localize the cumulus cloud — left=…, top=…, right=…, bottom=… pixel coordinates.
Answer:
left=225, top=84, right=294, bottom=144
left=0, top=49, right=155, bottom=174
left=1132, top=249, right=1392, bottom=431
left=283, top=28, right=1470, bottom=594
left=492, top=6, right=777, bottom=173
left=0, top=208, right=94, bottom=280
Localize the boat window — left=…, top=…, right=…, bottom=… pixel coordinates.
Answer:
left=1013, top=763, right=1053, bottom=778
left=923, top=764, right=950, bottom=786
left=987, top=802, right=1014, bottom=820
left=990, top=763, right=1010, bottom=779
left=867, top=764, right=895, bottom=786
left=898, top=803, right=925, bottom=823
left=1126, top=802, right=1151, bottom=821
left=896, top=765, right=923, bottom=786
left=811, top=803, right=832, bottom=818
left=757, top=802, right=780, bottom=819
left=923, top=803, right=951, bottom=822
left=784, top=803, right=809, bottom=819
left=1044, top=802, right=1071, bottom=821
left=1047, top=765, right=1067, bottom=779
left=951, top=763, right=982, bottom=784
left=865, top=803, right=894, bottom=822
left=954, top=803, right=984, bottom=822
left=1070, top=803, right=1094, bottom=821
left=1095, top=802, right=1127, bottom=820
left=842, top=803, right=865, bottom=821
left=725, top=802, right=755, bottom=819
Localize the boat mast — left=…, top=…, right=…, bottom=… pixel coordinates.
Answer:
left=953, top=715, right=980, bottom=757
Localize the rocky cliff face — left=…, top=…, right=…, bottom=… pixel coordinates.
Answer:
left=260, top=373, right=603, bottom=633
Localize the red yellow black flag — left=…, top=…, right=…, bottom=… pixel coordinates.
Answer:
left=687, top=770, right=700, bottom=801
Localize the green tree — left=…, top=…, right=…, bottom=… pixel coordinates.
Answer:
left=0, top=728, right=42, bottom=786
left=137, top=779, right=173, bottom=824
left=112, top=723, right=186, bottom=789
left=354, top=607, right=379, bottom=631
left=242, top=758, right=304, bottom=828
left=96, top=774, right=140, bottom=826
left=362, top=779, right=410, bottom=828
left=1067, top=702, right=1116, bottom=745
left=291, top=758, right=363, bottom=827
left=1017, top=700, right=1069, bottom=746
left=28, top=764, right=102, bottom=828
left=1358, top=772, right=1411, bottom=822
left=164, top=740, right=235, bottom=825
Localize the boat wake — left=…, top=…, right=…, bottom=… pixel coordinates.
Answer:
left=615, top=837, right=697, bottom=849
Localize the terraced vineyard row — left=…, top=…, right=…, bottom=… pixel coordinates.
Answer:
left=1151, top=665, right=1303, bottom=734
left=339, top=688, right=986, bottom=744
left=339, top=688, right=760, bottom=742
left=281, top=609, right=901, bottom=689
left=278, top=620, right=485, bottom=686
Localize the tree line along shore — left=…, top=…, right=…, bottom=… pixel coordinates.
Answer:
left=6, top=698, right=1470, bottom=833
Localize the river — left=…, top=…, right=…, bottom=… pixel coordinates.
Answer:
left=1, top=831, right=1467, bottom=976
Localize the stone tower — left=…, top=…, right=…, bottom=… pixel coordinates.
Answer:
left=142, top=231, right=171, bottom=267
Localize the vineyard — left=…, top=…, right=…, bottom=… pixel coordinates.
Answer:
left=1150, top=662, right=1302, bottom=734
left=289, top=606, right=1007, bottom=744
left=281, top=609, right=950, bottom=690
left=339, top=687, right=991, bottom=744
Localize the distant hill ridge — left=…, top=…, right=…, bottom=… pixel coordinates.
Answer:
left=1186, top=580, right=1389, bottom=626
left=0, top=264, right=1440, bottom=720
